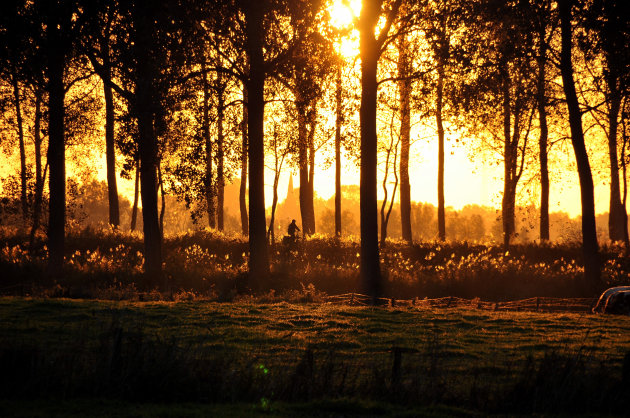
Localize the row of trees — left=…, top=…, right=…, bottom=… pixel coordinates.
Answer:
left=1, top=0, right=628, bottom=296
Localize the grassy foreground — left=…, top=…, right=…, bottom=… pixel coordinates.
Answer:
left=1, top=297, right=630, bottom=416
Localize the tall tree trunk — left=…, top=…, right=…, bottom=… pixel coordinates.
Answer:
left=158, top=162, right=165, bottom=240
left=46, top=23, right=67, bottom=276
left=245, top=3, right=269, bottom=278
left=130, top=159, right=140, bottom=231
left=134, top=0, right=162, bottom=283
left=11, top=74, right=28, bottom=223
left=359, top=0, right=382, bottom=302
left=202, top=60, right=215, bottom=229
left=307, top=114, right=316, bottom=234
left=606, top=74, right=625, bottom=242
left=268, top=168, right=280, bottom=244
left=103, top=60, right=120, bottom=228
left=29, top=91, right=44, bottom=251
left=334, top=64, right=342, bottom=237
left=296, top=99, right=311, bottom=235
left=601, top=0, right=627, bottom=243
left=537, top=25, right=550, bottom=241
left=398, top=34, right=412, bottom=243
left=240, top=84, right=249, bottom=236
left=436, top=57, right=446, bottom=242
left=558, top=0, right=600, bottom=287
left=217, top=82, right=225, bottom=231
left=621, top=108, right=630, bottom=248
left=501, top=63, right=516, bottom=249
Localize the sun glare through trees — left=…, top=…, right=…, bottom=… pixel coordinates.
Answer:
left=1, top=0, right=630, bottom=413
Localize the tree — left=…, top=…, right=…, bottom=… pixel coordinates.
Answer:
left=529, top=0, right=557, bottom=241
left=201, top=58, right=216, bottom=229
left=397, top=29, right=412, bottom=243
left=379, top=113, right=399, bottom=245
left=335, top=60, right=343, bottom=237
left=44, top=0, right=80, bottom=275
left=81, top=0, right=120, bottom=228
left=83, top=0, right=198, bottom=284
left=240, top=85, right=249, bottom=236
left=265, top=115, right=292, bottom=243
left=418, top=0, right=473, bottom=242
left=242, top=1, right=270, bottom=277
left=0, top=2, right=29, bottom=224
left=464, top=0, right=538, bottom=249
left=0, top=0, right=40, bottom=228
left=280, top=6, right=335, bottom=236
left=558, top=0, right=600, bottom=287
left=582, top=0, right=630, bottom=243
left=359, top=0, right=402, bottom=302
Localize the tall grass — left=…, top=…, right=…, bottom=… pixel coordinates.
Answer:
left=1, top=226, right=628, bottom=300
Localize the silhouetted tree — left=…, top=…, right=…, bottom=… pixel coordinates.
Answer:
left=420, top=0, right=463, bottom=242
left=558, top=0, right=600, bottom=287
left=528, top=0, right=557, bottom=241
left=582, top=0, right=630, bottom=243
left=397, top=27, right=412, bottom=243
left=464, top=0, right=538, bottom=249
left=81, top=0, right=120, bottom=228
left=359, top=0, right=402, bottom=302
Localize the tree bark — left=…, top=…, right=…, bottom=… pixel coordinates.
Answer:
left=436, top=57, right=446, bottom=242
left=501, top=61, right=516, bottom=249
left=103, top=59, right=120, bottom=228
left=158, top=162, right=165, bottom=240
left=398, top=34, right=412, bottom=243
left=134, top=0, right=163, bottom=283
left=334, top=64, right=342, bottom=237
left=29, top=90, right=44, bottom=251
left=46, top=20, right=67, bottom=276
left=11, top=74, right=28, bottom=223
left=537, top=23, right=550, bottom=241
left=240, top=84, right=249, bottom=236
left=217, top=82, right=225, bottom=232
left=359, top=0, right=382, bottom=302
left=307, top=112, right=316, bottom=234
left=130, top=159, right=139, bottom=231
left=558, top=0, right=600, bottom=287
left=601, top=0, right=627, bottom=243
left=621, top=108, right=630, bottom=248
left=245, top=2, right=269, bottom=278
left=296, top=98, right=315, bottom=235
left=607, top=85, right=625, bottom=242
left=202, top=60, right=215, bottom=229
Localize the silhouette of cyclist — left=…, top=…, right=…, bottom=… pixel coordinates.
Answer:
left=287, top=219, right=300, bottom=242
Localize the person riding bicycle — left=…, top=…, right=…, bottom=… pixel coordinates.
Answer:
left=287, top=219, right=300, bottom=242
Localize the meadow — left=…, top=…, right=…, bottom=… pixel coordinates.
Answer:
left=1, top=297, right=630, bottom=416
left=2, top=227, right=630, bottom=416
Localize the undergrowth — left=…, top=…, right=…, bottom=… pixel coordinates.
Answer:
left=1, top=225, right=629, bottom=301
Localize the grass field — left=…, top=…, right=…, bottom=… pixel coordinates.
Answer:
left=1, top=297, right=630, bottom=416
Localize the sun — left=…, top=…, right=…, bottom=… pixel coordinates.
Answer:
left=328, top=0, right=361, bottom=29
left=327, top=0, right=361, bottom=58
